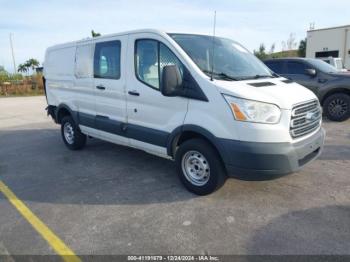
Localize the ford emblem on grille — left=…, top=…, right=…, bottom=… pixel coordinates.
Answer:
left=305, top=111, right=318, bottom=122
left=290, top=100, right=321, bottom=138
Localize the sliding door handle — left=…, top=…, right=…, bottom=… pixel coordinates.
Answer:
left=96, top=85, right=106, bottom=90
left=128, top=90, right=140, bottom=96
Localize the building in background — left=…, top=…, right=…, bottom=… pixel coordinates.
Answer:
left=306, top=25, right=350, bottom=69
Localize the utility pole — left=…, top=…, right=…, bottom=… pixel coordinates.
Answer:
left=9, top=33, right=16, bottom=73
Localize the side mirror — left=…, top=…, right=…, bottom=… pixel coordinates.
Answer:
left=305, top=68, right=317, bottom=77
left=161, top=65, right=183, bottom=97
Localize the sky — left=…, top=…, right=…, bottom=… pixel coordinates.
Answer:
left=1, top=0, right=350, bottom=73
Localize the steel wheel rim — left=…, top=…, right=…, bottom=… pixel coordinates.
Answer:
left=328, top=98, right=348, bottom=117
left=63, top=122, right=74, bottom=144
left=181, top=150, right=210, bottom=186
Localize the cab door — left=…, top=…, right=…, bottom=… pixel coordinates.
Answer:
left=93, top=36, right=128, bottom=146
left=125, top=33, right=189, bottom=156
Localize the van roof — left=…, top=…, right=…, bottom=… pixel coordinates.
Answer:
left=46, top=28, right=168, bottom=50
left=45, top=29, right=234, bottom=52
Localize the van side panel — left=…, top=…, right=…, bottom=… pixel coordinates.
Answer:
left=44, top=45, right=77, bottom=112
left=74, top=42, right=95, bottom=120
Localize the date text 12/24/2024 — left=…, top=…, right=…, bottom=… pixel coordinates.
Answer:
left=128, top=255, right=220, bottom=261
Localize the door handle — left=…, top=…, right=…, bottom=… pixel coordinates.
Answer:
left=128, top=90, right=140, bottom=96
left=96, top=85, right=106, bottom=90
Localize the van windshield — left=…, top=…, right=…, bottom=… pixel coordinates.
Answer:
left=169, top=33, right=273, bottom=80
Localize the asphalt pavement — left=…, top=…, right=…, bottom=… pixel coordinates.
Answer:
left=0, top=96, right=349, bottom=257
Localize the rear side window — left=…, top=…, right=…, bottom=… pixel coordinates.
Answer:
left=265, top=61, right=284, bottom=74
left=135, top=39, right=184, bottom=90
left=94, top=40, right=121, bottom=79
left=285, top=61, right=306, bottom=74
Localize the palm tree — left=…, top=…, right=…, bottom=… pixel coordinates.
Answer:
left=25, top=58, right=40, bottom=71
left=18, top=63, right=28, bottom=74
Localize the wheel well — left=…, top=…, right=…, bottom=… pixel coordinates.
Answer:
left=57, top=108, right=71, bottom=123
left=321, top=88, right=350, bottom=105
left=172, top=131, right=222, bottom=160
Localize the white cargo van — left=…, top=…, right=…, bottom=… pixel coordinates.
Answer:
left=44, top=29, right=325, bottom=195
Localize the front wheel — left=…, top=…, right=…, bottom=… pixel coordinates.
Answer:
left=175, top=139, right=227, bottom=195
left=61, top=116, right=87, bottom=150
left=323, top=93, right=350, bottom=122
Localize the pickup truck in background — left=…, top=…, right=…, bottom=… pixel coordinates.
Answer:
left=264, top=58, right=350, bottom=121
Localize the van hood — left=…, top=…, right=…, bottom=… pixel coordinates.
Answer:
left=215, top=77, right=317, bottom=109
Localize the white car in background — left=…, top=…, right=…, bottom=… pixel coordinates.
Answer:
left=320, top=57, right=348, bottom=72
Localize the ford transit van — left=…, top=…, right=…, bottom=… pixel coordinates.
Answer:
left=44, top=29, right=325, bottom=195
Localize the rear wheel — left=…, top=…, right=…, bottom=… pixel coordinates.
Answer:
left=61, top=116, right=87, bottom=150
left=323, top=93, right=350, bottom=122
left=175, top=138, right=227, bottom=195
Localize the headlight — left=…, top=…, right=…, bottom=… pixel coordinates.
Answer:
left=223, top=95, right=281, bottom=124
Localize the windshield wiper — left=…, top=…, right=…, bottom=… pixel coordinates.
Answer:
left=202, top=70, right=239, bottom=81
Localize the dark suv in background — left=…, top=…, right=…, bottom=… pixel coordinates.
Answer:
left=264, top=58, right=350, bottom=121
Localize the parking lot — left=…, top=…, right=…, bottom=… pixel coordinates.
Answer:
left=0, top=96, right=350, bottom=257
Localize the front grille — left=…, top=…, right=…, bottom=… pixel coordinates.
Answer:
left=290, top=100, right=322, bottom=138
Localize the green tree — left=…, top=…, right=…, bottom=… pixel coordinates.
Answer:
left=91, top=30, right=101, bottom=37
left=18, top=63, right=28, bottom=74
left=298, top=38, right=307, bottom=57
left=25, top=58, right=40, bottom=71
left=254, top=44, right=268, bottom=60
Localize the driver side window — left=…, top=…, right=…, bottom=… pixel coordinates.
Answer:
left=135, top=39, right=184, bottom=90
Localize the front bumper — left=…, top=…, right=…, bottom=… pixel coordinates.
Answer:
left=220, top=128, right=325, bottom=180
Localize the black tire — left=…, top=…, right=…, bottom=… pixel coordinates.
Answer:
left=61, top=116, right=87, bottom=150
left=175, top=138, right=227, bottom=195
left=323, top=93, right=350, bottom=122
